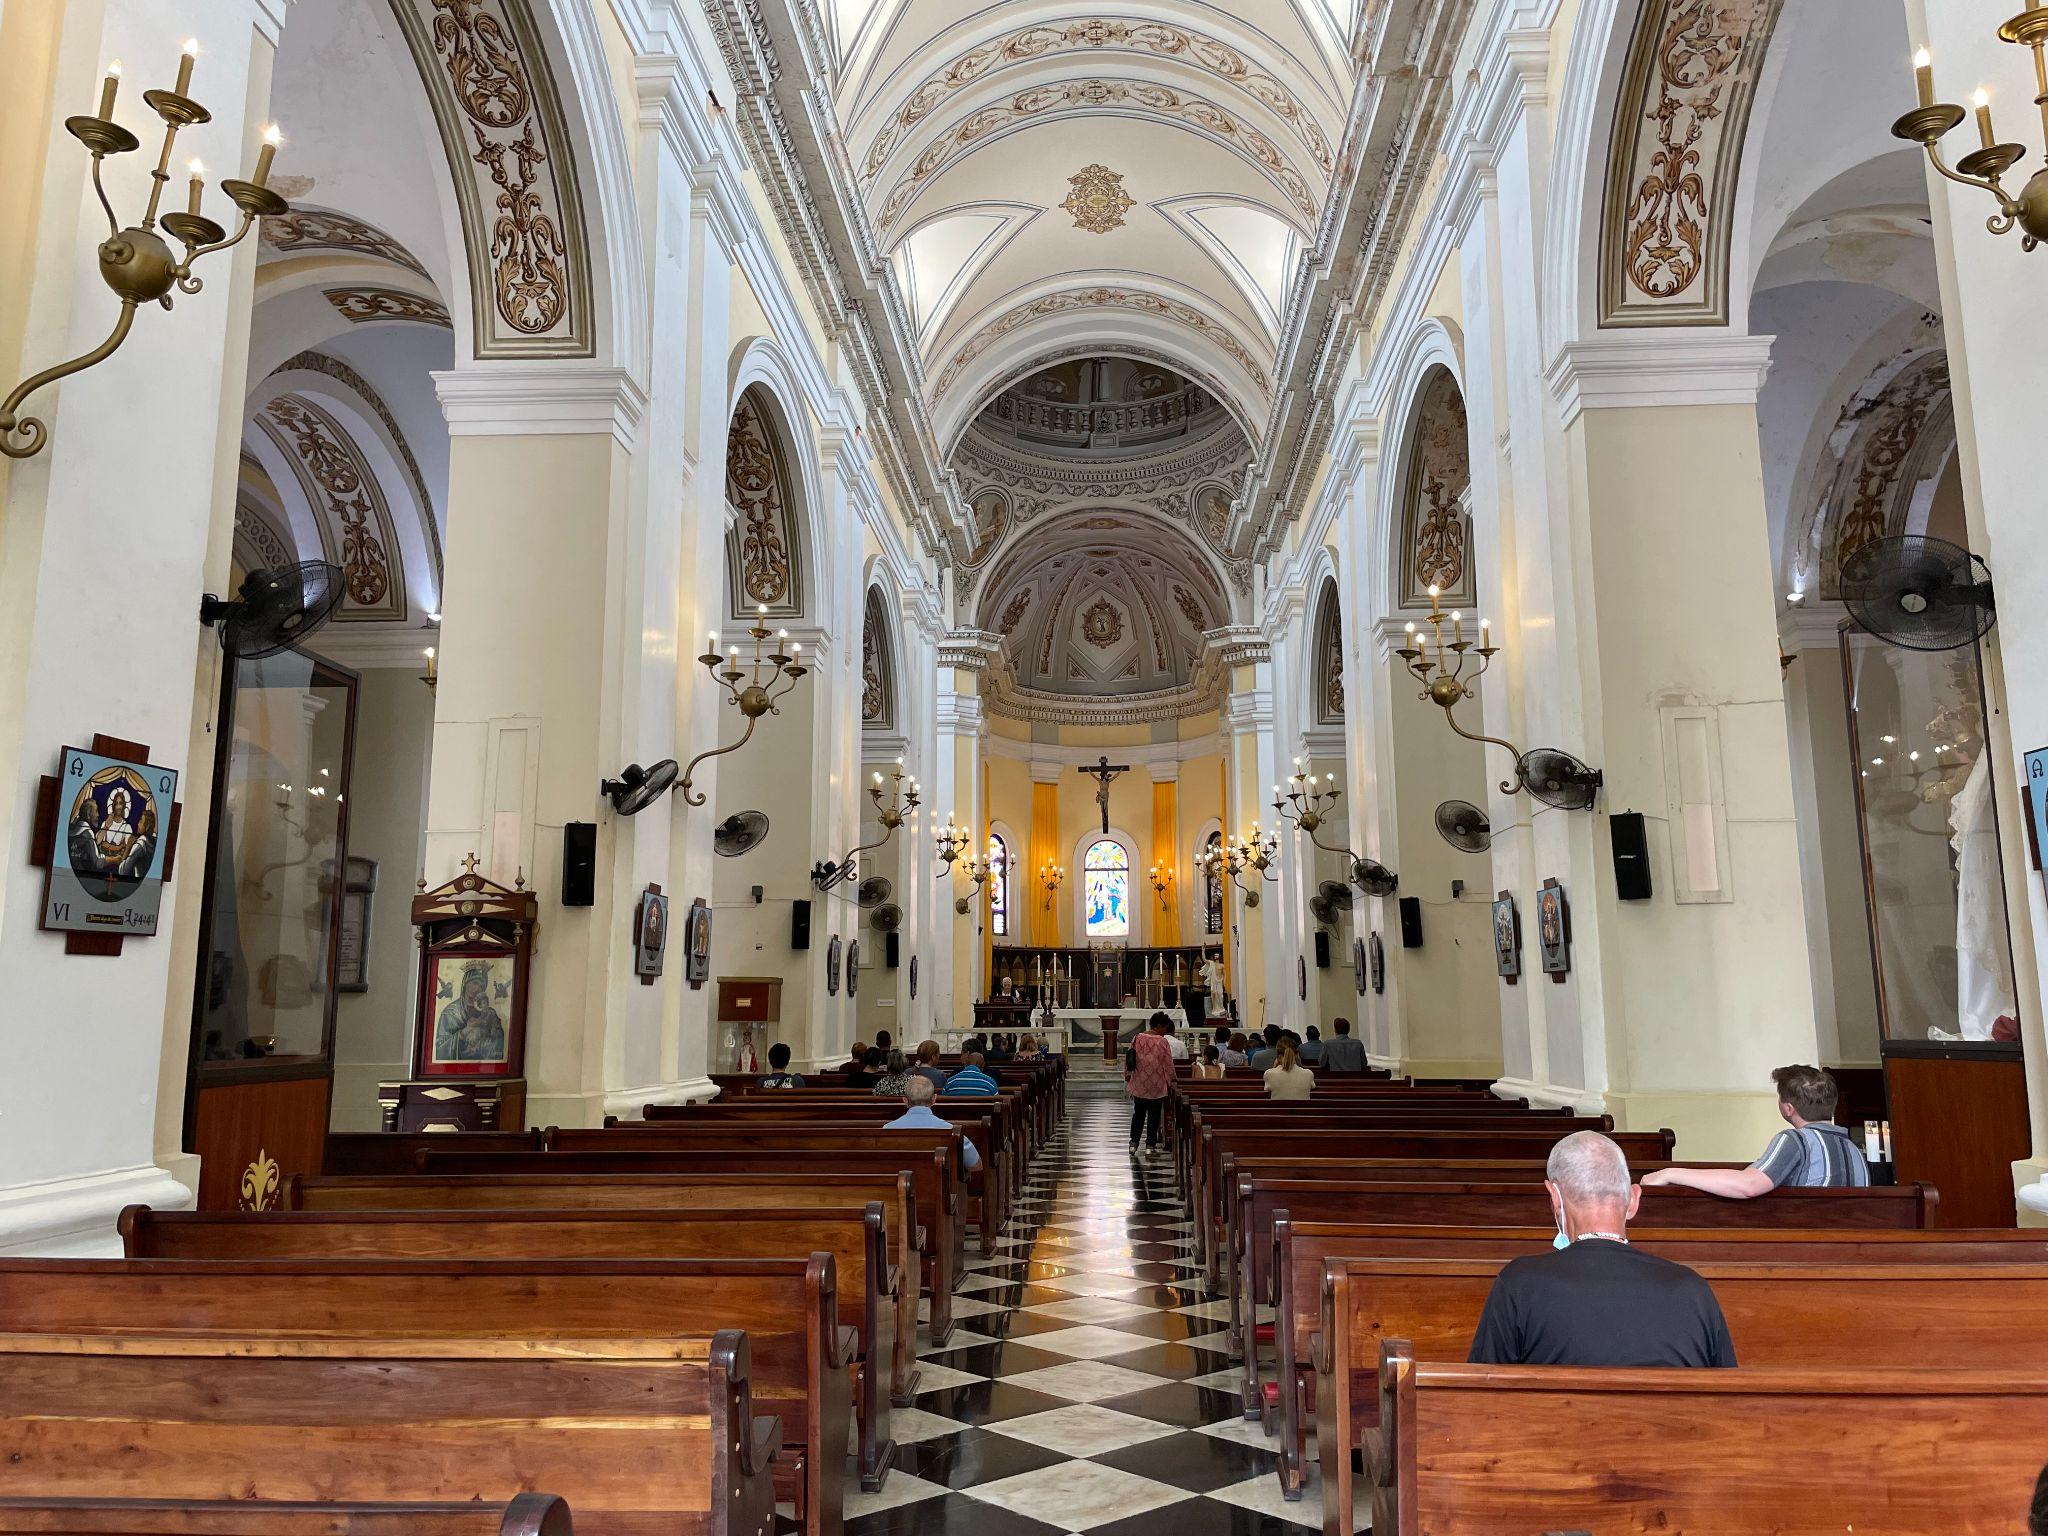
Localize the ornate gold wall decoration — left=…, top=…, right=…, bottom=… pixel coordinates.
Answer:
left=234, top=494, right=296, bottom=575
left=862, top=19, right=1334, bottom=188
left=878, top=79, right=1317, bottom=232
left=1399, top=368, right=1473, bottom=609
left=1601, top=0, right=1784, bottom=326
left=1171, top=583, right=1203, bottom=630
left=861, top=591, right=893, bottom=726
left=1061, top=164, right=1136, bottom=233
left=724, top=392, right=800, bottom=613
left=324, top=287, right=454, bottom=327
left=997, top=589, right=1033, bottom=634
left=261, top=205, right=430, bottom=275
left=1819, top=354, right=1953, bottom=596
left=238, top=1148, right=281, bottom=1211
left=385, top=0, right=592, bottom=357
left=929, top=287, right=1270, bottom=399
left=1081, top=597, right=1124, bottom=648
left=258, top=394, right=408, bottom=622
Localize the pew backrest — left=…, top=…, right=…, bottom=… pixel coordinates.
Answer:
left=0, top=1495, right=572, bottom=1536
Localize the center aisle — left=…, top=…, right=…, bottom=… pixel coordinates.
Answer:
left=841, top=1077, right=1367, bottom=1536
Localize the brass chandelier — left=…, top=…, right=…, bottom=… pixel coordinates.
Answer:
left=1895, top=21, right=2048, bottom=248
left=680, top=606, right=807, bottom=805
left=1197, top=826, right=1279, bottom=908
left=1, top=41, right=291, bottom=459
left=813, top=761, right=920, bottom=892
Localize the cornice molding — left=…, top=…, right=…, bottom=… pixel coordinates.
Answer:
left=433, top=365, right=648, bottom=449
left=1546, top=333, right=1777, bottom=428
left=938, top=629, right=1005, bottom=672
left=1778, top=605, right=1846, bottom=654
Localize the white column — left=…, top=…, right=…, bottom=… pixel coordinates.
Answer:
left=0, top=0, right=287, bottom=1253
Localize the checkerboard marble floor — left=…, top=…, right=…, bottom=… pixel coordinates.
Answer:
left=839, top=1088, right=1368, bottom=1536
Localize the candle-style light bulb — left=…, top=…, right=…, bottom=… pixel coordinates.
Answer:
left=1974, top=87, right=1996, bottom=149
left=186, top=159, right=204, bottom=215
left=98, top=60, right=122, bottom=119
left=1914, top=47, right=1935, bottom=109
left=253, top=123, right=283, bottom=188
left=175, top=38, right=199, bottom=97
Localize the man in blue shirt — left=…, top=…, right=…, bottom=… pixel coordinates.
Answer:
left=1299, top=1025, right=1325, bottom=1067
left=944, top=1051, right=999, bottom=1096
left=886, top=1077, right=980, bottom=1169
left=1640, top=1064, right=1869, bottom=1198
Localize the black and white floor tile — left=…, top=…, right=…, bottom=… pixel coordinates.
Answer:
left=844, top=1084, right=1369, bottom=1536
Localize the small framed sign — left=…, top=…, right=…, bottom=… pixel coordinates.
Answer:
left=2025, top=747, right=2048, bottom=871
left=1369, top=931, right=1385, bottom=995
left=1537, top=878, right=1571, bottom=981
left=1492, top=891, right=1522, bottom=984
left=40, top=743, right=181, bottom=942
left=684, top=897, right=712, bottom=989
left=337, top=856, right=378, bottom=993
left=634, top=884, right=670, bottom=984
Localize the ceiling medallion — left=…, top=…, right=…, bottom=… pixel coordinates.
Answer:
left=1061, top=164, right=1134, bottom=234
left=1081, top=597, right=1124, bottom=648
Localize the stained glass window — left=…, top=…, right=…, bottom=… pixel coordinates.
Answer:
left=1203, top=830, right=1224, bottom=934
left=988, top=833, right=1009, bottom=937
left=1085, top=838, right=1130, bottom=939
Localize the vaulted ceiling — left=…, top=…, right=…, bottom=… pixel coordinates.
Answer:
left=827, top=3, right=1347, bottom=452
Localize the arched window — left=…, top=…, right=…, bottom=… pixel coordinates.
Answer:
left=1084, top=838, right=1131, bottom=939
left=1202, top=830, right=1224, bottom=934
left=988, top=833, right=1010, bottom=937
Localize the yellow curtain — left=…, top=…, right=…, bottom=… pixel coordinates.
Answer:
left=1030, top=779, right=1061, bottom=948
left=981, top=759, right=994, bottom=991
left=1218, top=758, right=1233, bottom=1000
left=1151, top=779, right=1181, bottom=948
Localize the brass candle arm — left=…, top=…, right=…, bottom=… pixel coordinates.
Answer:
left=678, top=611, right=808, bottom=806
left=1894, top=22, right=2048, bottom=250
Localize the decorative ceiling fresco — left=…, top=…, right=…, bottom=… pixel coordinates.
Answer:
left=706, top=0, right=1465, bottom=567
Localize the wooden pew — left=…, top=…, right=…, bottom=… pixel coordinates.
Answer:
left=119, top=1204, right=898, bottom=1496
left=1190, top=1127, right=1678, bottom=1281
left=1273, top=1219, right=2042, bottom=1498
left=288, top=1170, right=924, bottom=1405
left=415, top=1146, right=964, bottom=1343
left=1322, top=1259, right=2048, bottom=1536
left=1372, top=1346, right=2048, bottom=1536
left=545, top=1127, right=974, bottom=1268
left=323, top=1132, right=539, bottom=1174
left=624, top=1103, right=1013, bottom=1250
left=0, top=1259, right=837, bottom=1535
left=0, top=1328, right=777, bottom=1536
left=0, top=1496, right=571, bottom=1536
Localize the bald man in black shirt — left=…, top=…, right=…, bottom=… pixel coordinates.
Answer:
left=1468, top=1130, right=1736, bottom=1368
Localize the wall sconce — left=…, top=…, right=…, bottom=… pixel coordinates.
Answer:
left=1, top=42, right=290, bottom=459
left=1895, top=32, right=2048, bottom=248
left=681, top=606, right=806, bottom=806
left=1198, top=828, right=1279, bottom=908
left=935, top=816, right=973, bottom=872
left=951, top=852, right=991, bottom=915
left=1273, top=764, right=1399, bottom=895
left=1149, top=862, right=1175, bottom=910
left=1039, top=860, right=1066, bottom=908
left=813, top=760, right=920, bottom=891
left=419, top=646, right=437, bottom=690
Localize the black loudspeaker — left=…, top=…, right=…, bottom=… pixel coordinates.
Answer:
left=1398, top=896, right=1424, bottom=949
left=885, top=932, right=900, bottom=969
left=561, top=822, right=596, bottom=907
left=1313, top=930, right=1331, bottom=969
left=791, top=898, right=812, bottom=950
left=1611, top=811, right=1654, bottom=900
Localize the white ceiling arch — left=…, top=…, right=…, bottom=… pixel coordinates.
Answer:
left=928, top=272, right=1273, bottom=448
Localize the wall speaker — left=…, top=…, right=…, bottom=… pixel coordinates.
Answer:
left=1611, top=811, right=1653, bottom=901
left=791, top=898, right=812, bottom=950
left=1398, top=896, right=1424, bottom=949
left=885, top=931, right=900, bottom=969
left=1313, top=930, right=1331, bottom=969
left=561, top=822, right=596, bottom=907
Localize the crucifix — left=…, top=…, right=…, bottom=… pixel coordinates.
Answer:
left=1078, top=755, right=1131, bottom=835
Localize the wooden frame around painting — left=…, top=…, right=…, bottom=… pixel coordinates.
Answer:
left=408, top=861, right=537, bottom=1080
left=1370, top=931, right=1385, bottom=995
left=826, top=933, right=843, bottom=996
left=1538, top=877, right=1571, bottom=981
left=1492, top=890, right=1522, bottom=984
left=337, top=856, right=377, bottom=994
left=683, top=896, right=711, bottom=989
left=1352, top=936, right=1368, bottom=996
left=633, top=884, right=669, bottom=984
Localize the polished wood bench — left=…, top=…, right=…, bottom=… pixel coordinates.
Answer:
left=0, top=1328, right=776, bottom=1536
left=0, top=1496, right=572, bottom=1536
left=120, top=1203, right=897, bottom=1497
left=413, top=1146, right=963, bottom=1343
left=288, top=1170, right=923, bottom=1406
left=1321, top=1258, right=2048, bottom=1534
left=1273, top=1219, right=2033, bottom=1498
left=1371, top=1346, right=2048, bottom=1536
left=624, top=1104, right=1012, bottom=1251
left=324, top=1131, right=540, bottom=1174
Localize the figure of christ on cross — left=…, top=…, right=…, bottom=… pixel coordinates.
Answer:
left=1079, top=755, right=1131, bottom=835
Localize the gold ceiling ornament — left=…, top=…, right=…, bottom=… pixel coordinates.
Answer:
left=324, top=287, right=453, bottom=327
left=0, top=43, right=290, bottom=459
left=1896, top=24, right=2048, bottom=249
left=1061, top=163, right=1135, bottom=234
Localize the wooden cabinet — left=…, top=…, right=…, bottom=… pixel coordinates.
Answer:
left=1884, top=1042, right=2030, bottom=1227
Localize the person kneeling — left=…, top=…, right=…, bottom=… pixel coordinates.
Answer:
left=1468, top=1130, right=1735, bottom=1367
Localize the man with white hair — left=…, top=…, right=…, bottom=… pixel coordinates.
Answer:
left=885, top=1074, right=981, bottom=1172
left=1467, top=1130, right=1736, bottom=1367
